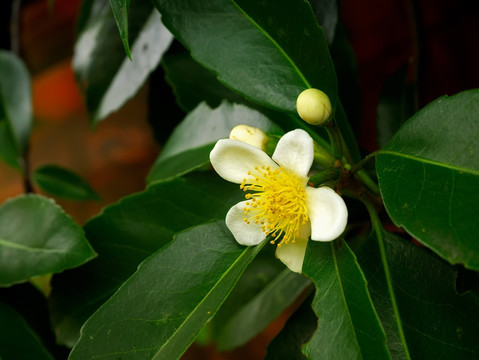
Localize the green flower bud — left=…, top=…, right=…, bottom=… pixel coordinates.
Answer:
left=229, top=125, right=268, bottom=151
left=296, top=88, right=332, bottom=126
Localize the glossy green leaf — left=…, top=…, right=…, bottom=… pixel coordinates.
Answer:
left=376, top=89, right=479, bottom=270
left=69, top=221, right=264, bottom=360
left=0, top=51, right=32, bottom=155
left=0, top=302, right=53, bottom=360
left=109, top=0, right=132, bottom=59
left=0, top=194, right=96, bottom=287
left=74, top=0, right=172, bottom=124
left=147, top=101, right=283, bottom=183
left=49, top=172, right=243, bottom=347
left=162, top=49, right=245, bottom=111
left=265, top=294, right=316, bottom=360
left=357, top=225, right=479, bottom=359
left=376, top=65, right=416, bottom=148
left=154, top=0, right=337, bottom=115
left=302, top=240, right=390, bottom=359
left=33, top=165, right=100, bottom=201
left=0, top=121, right=20, bottom=169
left=214, top=267, right=310, bottom=351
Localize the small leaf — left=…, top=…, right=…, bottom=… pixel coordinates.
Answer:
left=0, top=121, right=21, bottom=169
left=376, top=89, right=479, bottom=270
left=109, top=0, right=132, bottom=59
left=33, top=165, right=100, bottom=201
left=162, top=49, right=245, bottom=112
left=357, top=226, right=479, bottom=359
left=154, top=0, right=337, bottom=115
left=147, top=101, right=283, bottom=183
left=213, top=268, right=311, bottom=350
left=302, top=240, right=391, bottom=359
left=0, top=302, right=54, bottom=360
left=49, top=172, right=243, bottom=347
left=69, top=221, right=264, bottom=359
left=0, top=50, right=32, bottom=155
left=74, top=0, right=172, bottom=124
left=0, top=194, right=96, bottom=287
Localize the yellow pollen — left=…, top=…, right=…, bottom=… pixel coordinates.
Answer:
left=241, top=165, right=309, bottom=246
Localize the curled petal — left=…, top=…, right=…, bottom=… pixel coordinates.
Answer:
left=226, top=201, right=266, bottom=246
left=275, top=233, right=309, bottom=273
left=272, top=129, right=314, bottom=179
left=210, top=139, right=278, bottom=184
left=305, top=187, right=348, bottom=241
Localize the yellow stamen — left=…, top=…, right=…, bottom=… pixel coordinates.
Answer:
left=242, top=165, right=309, bottom=246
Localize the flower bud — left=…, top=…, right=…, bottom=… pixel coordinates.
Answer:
left=229, top=125, right=268, bottom=151
left=296, top=88, right=332, bottom=126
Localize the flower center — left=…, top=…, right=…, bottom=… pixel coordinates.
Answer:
left=240, top=165, right=309, bottom=246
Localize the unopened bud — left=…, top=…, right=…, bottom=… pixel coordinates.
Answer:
left=229, top=125, right=268, bottom=150
left=296, top=88, right=332, bottom=126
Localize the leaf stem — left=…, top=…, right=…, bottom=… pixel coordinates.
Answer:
left=362, top=197, right=412, bottom=360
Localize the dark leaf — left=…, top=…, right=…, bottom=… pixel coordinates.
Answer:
left=153, top=0, right=337, bottom=115
left=49, top=172, right=243, bottom=347
left=0, top=302, right=53, bottom=360
left=302, top=240, right=391, bottom=359
left=69, top=221, right=264, bottom=360
left=33, top=165, right=100, bottom=201
left=376, top=89, right=479, bottom=269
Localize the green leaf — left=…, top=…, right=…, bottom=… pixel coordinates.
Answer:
left=0, top=50, right=32, bottom=156
left=49, top=172, right=243, bottom=347
left=0, top=194, right=96, bottom=287
left=74, top=0, right=172, bottom=124
left=0, top=302, right=54, bottom=360
left=33, top=165, right=100, bottom=201
left=109, top=0, right=132, bottom=59
left=357, top=224, right=479, bottom=359
left=376, top=89, right=479, bottom=270
left=376, top=64, right=416, bottom=148
left=213, top=267, right=310, bottom=351
left=265, top=294, right=316, bottom=360
left=154, top=0, right=337, bottom=115
left=302, top=240, right=390, bottom=359
left=147, top=101, right=283, bottom=183
left=162, top=49, right=245, bottom=112
left=0, top=121, right=21, bottom=169
left=69, top=221, right=264, bottom=359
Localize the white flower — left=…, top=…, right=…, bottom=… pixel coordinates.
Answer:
left=210, top=129, right=348, bottom=273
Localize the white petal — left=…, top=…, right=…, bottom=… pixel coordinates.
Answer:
left=225, top=201, right=266, bottom=246
left=305, top=187, right=348, bottom=241
left=275, top=235, right=309, bottom=273
left=210, top=139, right=278, bottom=184
left=272, top=129, right=314, bottom=178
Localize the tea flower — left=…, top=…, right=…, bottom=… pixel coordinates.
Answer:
left=210, top=129, right=348, bottom=273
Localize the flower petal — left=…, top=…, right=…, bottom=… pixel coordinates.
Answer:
left=226, top=201, right=266, bottom=246
left=305, top=186, right=348, bottom=241
left=272, top=129, right=314, bottom=178
left=275, top=235, right=309, bottom=273
left=210, top=139, right=278, bottom=184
